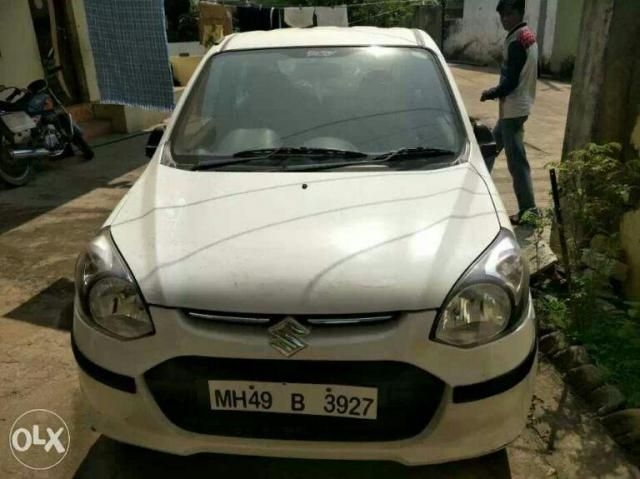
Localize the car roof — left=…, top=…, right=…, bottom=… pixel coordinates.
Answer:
left=218, top=27, right=438, bottom=52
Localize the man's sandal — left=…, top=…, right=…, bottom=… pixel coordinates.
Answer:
left=510, top=208, right=540, bottom=226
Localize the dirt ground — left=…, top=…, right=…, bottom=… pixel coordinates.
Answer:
left=0, top=66, right=639, bottom=479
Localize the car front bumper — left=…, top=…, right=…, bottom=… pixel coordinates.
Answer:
left=72, top=301, right=537, bottom=466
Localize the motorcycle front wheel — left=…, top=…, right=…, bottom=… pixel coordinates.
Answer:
left=0, top=138, right=34, bottom=187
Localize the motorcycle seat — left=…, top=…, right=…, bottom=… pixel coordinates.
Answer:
left=0, top=100, right=22, bottom=112
left=27, top=79, right=47, bottom=94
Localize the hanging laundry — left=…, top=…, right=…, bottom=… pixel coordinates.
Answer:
left=84, top=0, right=174, bottom=110
left=284, top=7, right=315, bottom=28
left=199, top=2, right=233, bottom=45
left=237, top=5, right=279, bottom=31
left=314, top=6, right=349, bottom=27
left=270, top=7, right=285, bottom=29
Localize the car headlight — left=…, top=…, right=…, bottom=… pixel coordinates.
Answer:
left=75, top=228, right=154, bottom=339
left=433, top=229, right=529, bottom=347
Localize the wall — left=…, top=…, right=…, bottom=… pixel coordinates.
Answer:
left=94, top=88, right=184, bottom=133
left=563, top=0, right=640, bottom=160
left=170, top=55, right=202, bottom=86
left=550, top=0, right=585, bottom=75
left=0, top=0, right=44, bottom=88
left=69, top=0, right=100, bottom=101
left=444, top=0, right=508, bottom=64
left=623, top=112, right=640, bottom=300
left=621, top=209, right=640, bottom=300
left=444, top=0, right=577, bottom=73
left=562, top=0, right=613, bottom=156
left=538, top=0, right=558, bottom=67
left=444, top=0, right=545, bottom=64
left=168, top=41, right=205, bottom=57
left=562, top=0, right=640, bottom=299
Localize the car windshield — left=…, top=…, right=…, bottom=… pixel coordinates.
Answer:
left=170, top=46, right=466, bottom=170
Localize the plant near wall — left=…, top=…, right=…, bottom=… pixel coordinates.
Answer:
left=553, top=143, right=640, bottom=263
left=532, top=143, right=640, bottom=406
left=543, top=143, right=640, bottom=323
left=522, top=207, right=554, bottom=273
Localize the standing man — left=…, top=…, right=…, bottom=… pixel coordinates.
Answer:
left=481, top=0, right=538, bottom=225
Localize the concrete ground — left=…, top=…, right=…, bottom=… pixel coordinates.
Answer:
left=1, top=66, right=639, bottom=479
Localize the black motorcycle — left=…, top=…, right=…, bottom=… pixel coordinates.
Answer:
left=0, top=54, right=94, bottom=187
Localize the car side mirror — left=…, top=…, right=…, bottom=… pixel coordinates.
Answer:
left=146, top=126, right=166, bottom=158
left=470, top=119, right=497, bottom=161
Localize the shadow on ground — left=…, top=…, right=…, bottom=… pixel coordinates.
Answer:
left=0, top=135, right=148, bottom=235
left=4, top=277, right=74, bottom=330
left=73, top=437, right=512, bottom=479
left=529, top=362, right=640, bottom=477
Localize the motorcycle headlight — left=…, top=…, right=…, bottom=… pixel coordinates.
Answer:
left=433, top=229, right=529, bottom=347
left=75, top=228, right=154, bottom=339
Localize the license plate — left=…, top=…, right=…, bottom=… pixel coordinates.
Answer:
left=208, top=380, right=378, bottom=420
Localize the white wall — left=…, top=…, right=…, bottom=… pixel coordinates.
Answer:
left=541, top=0, right=557, bottom=63
left=0, top=0, right=44, bottom=88
left=168, top=41, right=205, bottom=57
left=550, top=0, right=584, bottom=74
left=527, top=0, right=558, bottom=64
left=444, top=0, right=554, bottom=65
left=70, top=0, right=100, bottom=101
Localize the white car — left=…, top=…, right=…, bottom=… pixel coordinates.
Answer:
left=73, top=27, right=536, bottom=466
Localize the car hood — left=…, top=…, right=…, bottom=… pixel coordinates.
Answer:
left=109, top=163, right=500, bottom=314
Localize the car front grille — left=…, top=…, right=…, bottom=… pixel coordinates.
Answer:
left=144, top=357, right=445, bottom=441
left=182, top=310, right=398, bottom=326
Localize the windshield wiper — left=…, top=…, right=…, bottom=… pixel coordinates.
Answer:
left=373, top=147, right=457, bottom=162
left=190, top=147, right=368, bottom=171
left=285, top=147, right=456, bottom=171
left=233, top=147, right=368, bottom=159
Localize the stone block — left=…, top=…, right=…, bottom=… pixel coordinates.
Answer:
left=552, top=345, right=590, bottom=372
left=566, top=364, right=606, bottom=395
left=616, top=430, right=640, bottom=448
left=601, top=409, right=640, bottom=437
left=539, top=331, right=568, bottom=356
left=587, top=385, right=626, bottom=416
left=537, top=314, right=557, bottom=336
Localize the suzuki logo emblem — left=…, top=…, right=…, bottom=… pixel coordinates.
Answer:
left=268, top=317, right=310, bottom=357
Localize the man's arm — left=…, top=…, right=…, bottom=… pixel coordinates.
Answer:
left=481, top=41, right=527, bottom=101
